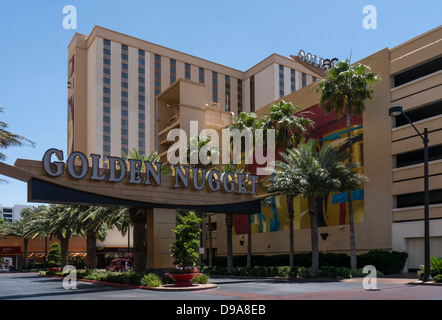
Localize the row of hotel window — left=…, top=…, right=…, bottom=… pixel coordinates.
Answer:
left=101, top=40, right=319, bottom=113
left=102, top=39, right=146, bottom=158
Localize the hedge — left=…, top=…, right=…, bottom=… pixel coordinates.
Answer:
left=206, top=250, right=408, bottom=275
left=202, top=265, right=352, bottom=279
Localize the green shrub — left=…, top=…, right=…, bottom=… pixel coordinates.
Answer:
left=192, top=274, right=210, bottom=284
left=141, top=273, right=163, bottom=288
left=318, top=266, right=351, bottom=279
left=351, top=268, right=384, bottom=278
left=68, top=255, right=85, bottom=269
left=206, top=253, right=351, bottom=268
left=357, top=250, right=408, bottom=274
left=433, top=274, right=442, bottom=283
left=430, top=256, right=442, bottom=276
left=297, top=267, right=313, bottom=278
left=46, top=243, right=61, bottom=268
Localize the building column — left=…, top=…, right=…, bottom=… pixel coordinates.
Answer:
left=146, top=208, right=176, bottom=273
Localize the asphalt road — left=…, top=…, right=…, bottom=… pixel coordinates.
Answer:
left=0, top=271, right=440, bottom=301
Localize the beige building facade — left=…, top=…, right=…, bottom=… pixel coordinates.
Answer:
left=67, top=26, right=323, bottom=163
left=67, top=25, right=442, bottom=272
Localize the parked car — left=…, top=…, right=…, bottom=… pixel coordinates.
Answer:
left=106, top=258, right=132, bottom=272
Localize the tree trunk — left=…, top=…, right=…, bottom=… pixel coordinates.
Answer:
left=59, top=236, right=70, bottom=268
left=23, top=239, right=29, bottom=271
left=86, top=229, right=97, bottom=269
left=129, top=207, right=147, bottom=273
left=225, top=213, right=234, bottom=274
left=287, top=196, right=295, bottom=267
left=208, top=214, right=213, bottom=267
left=308, top=197, right=319, bottom=277
left=247, top=214, right=252, bottom=268
left=346, top=110, right=358, bottom=270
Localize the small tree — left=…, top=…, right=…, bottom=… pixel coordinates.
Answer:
left=170, top=211, right=201, bottom=270
left=46, top=242, right=61, bottom=268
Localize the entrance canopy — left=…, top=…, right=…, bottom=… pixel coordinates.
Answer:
left=0, top=159, right=269, bottom=214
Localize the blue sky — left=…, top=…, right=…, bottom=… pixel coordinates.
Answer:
left=0, top=0, right=441, bottom=207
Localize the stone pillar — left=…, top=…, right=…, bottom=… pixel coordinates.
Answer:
left=146, top=208, right=176, bottom=273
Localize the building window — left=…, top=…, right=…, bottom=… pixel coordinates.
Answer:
left=103, top=106, right=110, bottom=113
left=103, top=58, right=111, bottom=65
left=185, top=63, right=191, bottom=80
left=103, top=145, right=110, bottom=152
left=103, top=68, right=111, bottom=75
left=121, top=91, right=128, bottom=98
left=312, top=76, right=317, bottom=82
left=250, top=75, right=255, bottom=112
left=103, top=126, right=110, bottom=133
left=302, top=73, right=307, bottom=87
left=103, top=48, right=111, bottom=56
left=290, top=69, right=296, bottom=92
left=103, top=77, right=111, bottom=84
left=121, top=129, right=128, bottom=136
left=225, top=75, right=231, bottom=112
left=103, top=135, right=110, bottom=142
left=237, top=79, right=243, bottom=113
left=103, top=39, right=111, bottom=46
left=121, top=53, right=128, bottom=60
left=121, top=72, right=128, bottom=79
left=103, top=116, right=110, bottom=123
left=121, top=44, right=128, bottom=51
left=121, top=82, right=128, bottom=88
left=397, top=189, right=442, bottom=208
left=279, top=65, right=285, bottom=98
left=199, top=67, right=205, bottom=84
left=212, top=72, right=218, bottom=103
left=394, top=56, right=442, bottom=87
left=170, top=59, right=176, bottom=84
left=122, top=63, right=128, bottom=70
left=395, top=100, right=442, bottom=128
left=103, top=87, right=111, bottom=94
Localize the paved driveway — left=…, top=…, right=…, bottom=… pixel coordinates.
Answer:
left=0, top=272, right=440, bottom=301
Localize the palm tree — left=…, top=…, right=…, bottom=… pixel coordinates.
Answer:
left=24, top=205, right=82, bottom=268
left=0, top=106, right=35, bottom=161
left=316, top=59, right=380, bottom=270
left=78, top=206, right=128, bottom=269
left=259, top=101, right=313, bottom=266
left=258, top=100, right=313, bottom=152
left=269, top=139, right=368, bottom=276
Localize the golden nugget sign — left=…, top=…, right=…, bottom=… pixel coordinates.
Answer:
left=42, top=148, right=259, bottom=195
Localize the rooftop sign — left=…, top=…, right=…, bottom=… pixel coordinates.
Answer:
left=297, top=50, right=339, bottom=70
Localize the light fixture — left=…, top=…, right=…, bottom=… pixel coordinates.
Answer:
left=166, top=102, right=171, bottom=107
left=389, top=105, right=431, bottom=282
left=388, top=105, right=403, bottom=117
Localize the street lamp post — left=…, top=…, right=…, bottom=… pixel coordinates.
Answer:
left=389, top=106, right=430, bottom=281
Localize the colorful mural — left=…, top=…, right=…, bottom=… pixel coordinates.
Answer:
left=233, top=104, right=364, bottom=234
